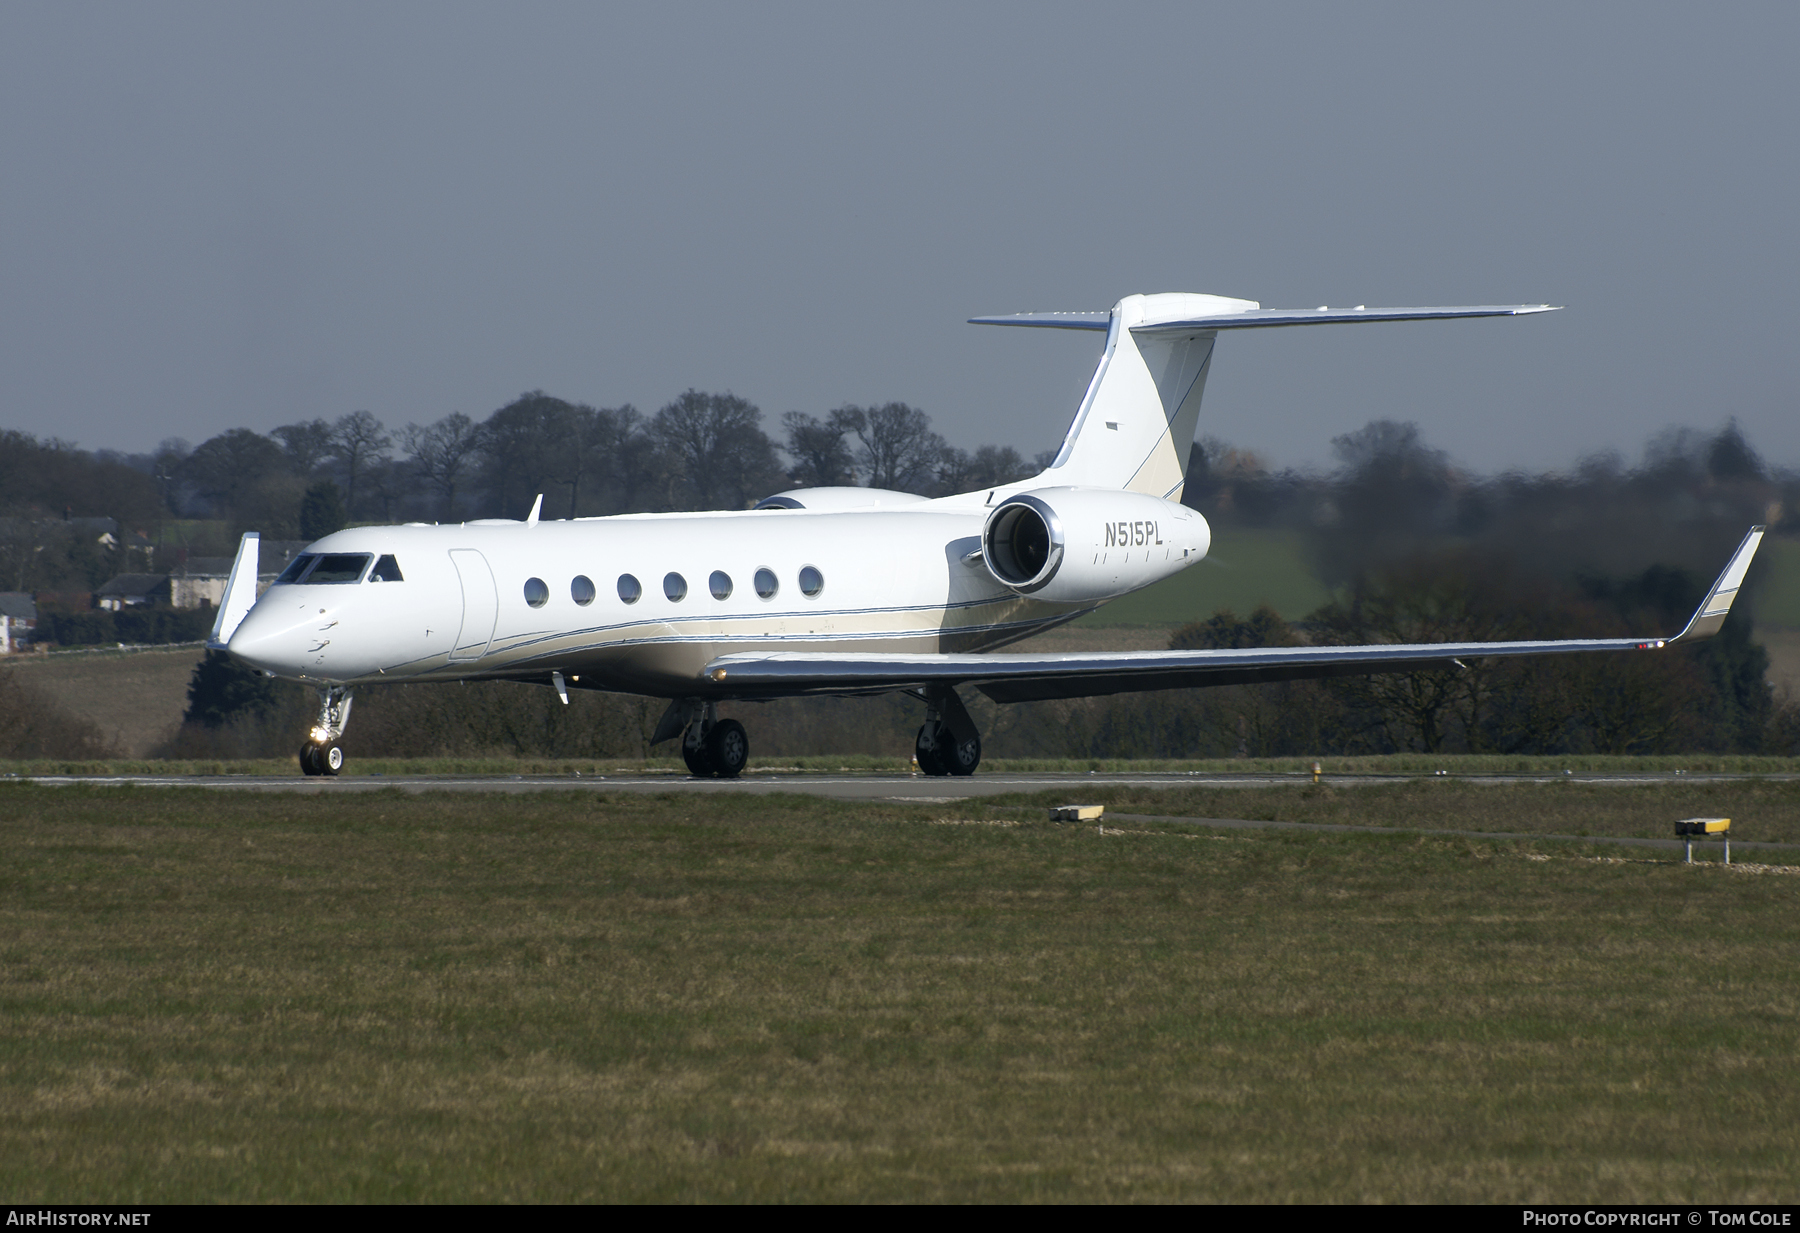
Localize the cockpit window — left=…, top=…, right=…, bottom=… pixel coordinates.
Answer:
left=305, top=554, right=373, bottom=584
left=274, top=554, right=318, bottom=584
left=369, top=554, right=404, bottom=582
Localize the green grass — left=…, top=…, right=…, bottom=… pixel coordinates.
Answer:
left=1076, top=526, right=1333, bottom=627
left=2, top=783, right=1797, bottom=1202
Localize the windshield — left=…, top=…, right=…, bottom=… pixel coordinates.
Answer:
left=304, top=554, right=373, bottom=584
left=274, top=554, right=317, bottom=584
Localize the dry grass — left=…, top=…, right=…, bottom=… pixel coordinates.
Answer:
left=1, top=647, right=203, bottom=756
left=2, top=784, right=1797, bottom=1202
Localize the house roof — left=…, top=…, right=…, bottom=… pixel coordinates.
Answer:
left=95, top=574, right=169, bottom=597
left=0, top=592, right=36, bottom=620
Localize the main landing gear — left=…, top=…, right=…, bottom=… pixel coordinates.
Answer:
left=649, top=685, right=986, bottom=779
left=654, top=700, right=749, bottom=778
left=912, top=684, right=982, bottom=777
left=299, top=685, right=354, bottom=777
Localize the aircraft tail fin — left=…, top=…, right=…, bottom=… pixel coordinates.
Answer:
left=973, top=294, right=1558, bottom=499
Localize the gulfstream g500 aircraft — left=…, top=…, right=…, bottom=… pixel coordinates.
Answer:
left=210, top=292, right=1764, bottom=777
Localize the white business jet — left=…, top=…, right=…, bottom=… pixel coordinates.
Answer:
left=207, top=292, right=1764, bottom=777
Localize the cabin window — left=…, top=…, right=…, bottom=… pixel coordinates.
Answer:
left=524, top=577, right=549, bottom=608
left=754, top=567, right=778, bottom=599
left=617, top=574, right=642, bottom=604
left=306, top=554, right=372, bottom=584
left=799, top=565, right=824, bottom=598
left=709, top=570, right=733, bottom=601
left=663, top=572, right=687, bottom=602
left=369, top=555, right=404, bottom=583
left=274, top=555, right=317, bottom=584
left=571, top=575, right=596, bottom=606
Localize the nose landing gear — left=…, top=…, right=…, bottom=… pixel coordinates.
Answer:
left=299, top=685, right=354, bottom=777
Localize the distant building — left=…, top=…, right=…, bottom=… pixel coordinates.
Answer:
left=169, top=557, right=235, bottom=610
left=0, top=592, right=37, bottom=653
left=95, top=574, right=170, bottom=610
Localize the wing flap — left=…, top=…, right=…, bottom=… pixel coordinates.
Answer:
left=703, top=637, right=1648, bottom=701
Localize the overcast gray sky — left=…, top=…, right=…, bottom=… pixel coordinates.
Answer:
left=3, top=2, right=1795, bottom=474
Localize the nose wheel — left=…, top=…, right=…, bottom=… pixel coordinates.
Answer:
left=300, top=741, right=345, bottom=776
left=298, top=685, right=354, bottom=777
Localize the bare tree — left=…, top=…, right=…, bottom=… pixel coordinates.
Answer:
left=837, top=403, right=946, bottom=492
left=402, top=413, right=483, bottom=520
left=330, top=411, right=393, bottom=517
left=272, top=419, right=336, bottom=476
left=781, top=409, right=859, bottom=487
left=651, top=390, right=783, bottom=510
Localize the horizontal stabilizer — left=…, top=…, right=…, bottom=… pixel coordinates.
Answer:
left=699, top=527, right=1761, bottom=704
left=972, top=304, right=1559, bottom=333
left=968, top=311, right=1112, bottom=331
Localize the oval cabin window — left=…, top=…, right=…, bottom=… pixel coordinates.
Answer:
left=664, top=572, right=688, bottom=602
left=617, top=574, right=642, bottom=604
left=571, top=575, right=596, bottom=606
left=754, top=567, right=778, bottom=599
left=799, top=565, right=824, bottom=598
left=523, top=577, right=549, bottom=608
left=709, top=570, right=733, bottom=601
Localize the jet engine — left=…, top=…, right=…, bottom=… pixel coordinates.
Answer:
left=981, top=487, right=1209, bottom=605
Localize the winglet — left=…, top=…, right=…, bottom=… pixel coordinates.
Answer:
left=207, top=532, right=260, bottom=650
left=1669, top=526, right=1765, bottom=643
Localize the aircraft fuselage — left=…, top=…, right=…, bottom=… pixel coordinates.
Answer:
left=227, top=498, right=1210, bottom=699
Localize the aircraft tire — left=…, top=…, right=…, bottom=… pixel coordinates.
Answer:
left=942, top=730, right=981, bottom=777
left=682, top=740, right=715, bottom=777
left=300, top=743, right=323, bottom=776
left=707, top=719, right=749, bottom=779
left=321, top=744, right=345, bottom=776
left=914, top=724, right=949, bottom=777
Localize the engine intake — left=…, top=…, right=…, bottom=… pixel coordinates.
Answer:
left=983, top=495, right=1064, bottom=592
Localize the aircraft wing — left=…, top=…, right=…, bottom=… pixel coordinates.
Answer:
left=702, top=528, right=1763, bottom=704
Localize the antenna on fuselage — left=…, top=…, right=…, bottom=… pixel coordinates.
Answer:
left=526, top=493, right=543, bottom=525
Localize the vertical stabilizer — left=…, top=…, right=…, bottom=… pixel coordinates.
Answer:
left=1041, top=293, right=1253, bottom=498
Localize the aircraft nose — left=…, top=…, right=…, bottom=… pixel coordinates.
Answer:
left=227, top=601, right=313, bottom=675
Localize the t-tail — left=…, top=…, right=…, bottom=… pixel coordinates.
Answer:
left=972, top=293, right=1559, bottom=499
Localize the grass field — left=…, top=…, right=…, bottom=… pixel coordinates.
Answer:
left=3, top=781, right=1797, bottom=1202
left=1074, top=526, right=1332, bottom=627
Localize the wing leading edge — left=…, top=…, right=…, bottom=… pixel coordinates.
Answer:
left=702, top=528, right=1765, bottom=704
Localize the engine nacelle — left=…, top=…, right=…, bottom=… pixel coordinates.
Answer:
left=981, top=487, right=1210, bottom=605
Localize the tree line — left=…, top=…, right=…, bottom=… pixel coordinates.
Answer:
left=0, top=393, right=1045, bottom=591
